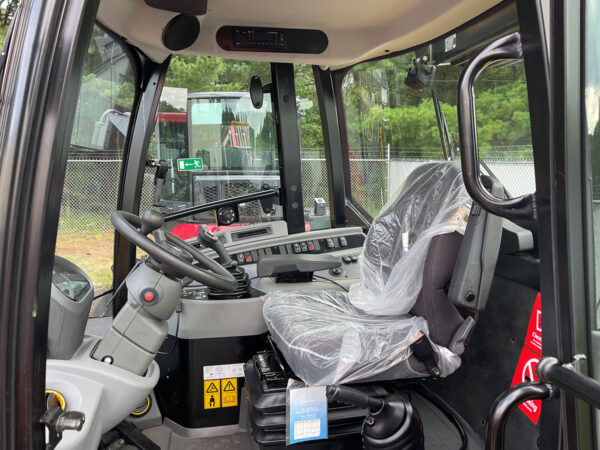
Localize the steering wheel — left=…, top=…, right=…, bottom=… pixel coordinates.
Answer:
left=111, top=210, right=237, bottom=291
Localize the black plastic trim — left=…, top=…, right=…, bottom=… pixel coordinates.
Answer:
left=271, top=63, right=305, bottom=234
left=313, top=67, right=347, bottom=228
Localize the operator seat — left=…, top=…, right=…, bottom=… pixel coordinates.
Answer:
left=262, top=162, right=503, bottom=386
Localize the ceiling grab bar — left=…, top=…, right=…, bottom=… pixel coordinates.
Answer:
left=457, top=32, right=536, bottom=220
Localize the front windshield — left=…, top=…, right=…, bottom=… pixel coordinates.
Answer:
left=142, top=59, right=281, bottom=235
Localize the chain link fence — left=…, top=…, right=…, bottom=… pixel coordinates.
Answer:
left=58, top=149, right=536, bottom=234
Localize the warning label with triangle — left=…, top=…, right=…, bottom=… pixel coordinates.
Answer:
left=204, top=380, right=221, bottom=409
left=221, top=378, right=238, bottom=408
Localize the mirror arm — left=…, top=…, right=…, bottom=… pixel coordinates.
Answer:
left=458, top=32, right=536, bottom=220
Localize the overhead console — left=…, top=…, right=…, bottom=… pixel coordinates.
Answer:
left=216, top=26, right=328, bottom=54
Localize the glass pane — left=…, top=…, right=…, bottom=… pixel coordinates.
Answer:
left=294, top=64, right=330, bottom=231
left=142, top=58, right=280, bottom=238
left=474, top=60, right=535, bottom=197
left=343, top=41, right=535, bottom=219
left=0, top=2, right=18, bottom=47
left=584, top=0, right=600, bottom=326
left=342, top=53, right=459, bottom=217
left=55, top=26, right=136, bottom=293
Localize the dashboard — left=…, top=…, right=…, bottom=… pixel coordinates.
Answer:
left=170, top=221, right=366, bottom=340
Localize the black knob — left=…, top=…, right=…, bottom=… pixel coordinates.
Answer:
left=140, top=210, right=164, bottom=235
left=197, top=225, right=234, bottom=267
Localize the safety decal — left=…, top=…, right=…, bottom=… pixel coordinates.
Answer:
left=221, top=378, right=238, bottom=408
left=203, top=363, right=245, bottom=380
left=204, top=380, right=221, bottom=409
left=510, top=292, right=542, bottom=424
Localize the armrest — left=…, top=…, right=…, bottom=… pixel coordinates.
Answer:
left=256, top=254, right=341, bottom=278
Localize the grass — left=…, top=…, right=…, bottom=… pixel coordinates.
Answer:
left=56, top=231, right=150, bottom=292
left=55, top=232, right=114, bottom=291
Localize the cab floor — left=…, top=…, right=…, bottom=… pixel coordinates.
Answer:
left=140, top=393, right=482, bottom=450
left=142, top=426, right=255, bottom=450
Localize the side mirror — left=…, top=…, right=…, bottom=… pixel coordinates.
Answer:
left=249, top=75, right=264, bottom=109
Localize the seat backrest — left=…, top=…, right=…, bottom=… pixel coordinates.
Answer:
left=355, top=162, right=502, bottom=354
left=361, top=162, right=468, bottom=292
left=351, top=162, right=471, bottom=316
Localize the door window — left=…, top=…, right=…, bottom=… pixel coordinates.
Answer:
left=55, top=25, right=137, bottom=293
left=342, top=37, right=534, bottom=218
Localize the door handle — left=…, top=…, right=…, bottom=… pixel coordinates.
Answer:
left=486, top=355, right=600, bottom=450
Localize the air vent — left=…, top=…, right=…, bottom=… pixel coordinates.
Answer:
left=231, top=226, right=272, bottom=242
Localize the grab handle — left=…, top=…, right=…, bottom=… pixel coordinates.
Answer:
left=457, top=32, right=536, bottom=220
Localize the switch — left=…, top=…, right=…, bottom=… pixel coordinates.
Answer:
left=293, top=243, right=301, bottom=253
left=245, top=252, right=253, bottom=263
left=326, top=238, right=335, bottom=249
left=342, top=256, right=352, bottom=263
left=236, top=253, right=245, bottom=264
left=307, top=242, right=315, bottom=251
left=339, top=236, right=348, bottom=247
left=330, top=267, right=342, bottom=275
left=300, top=242, right=308, bottom=252
left=351, top=255, right=359, bottom=262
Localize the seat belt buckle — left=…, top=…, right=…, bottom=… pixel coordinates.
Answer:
left=410, top=332, right=441, bottom=377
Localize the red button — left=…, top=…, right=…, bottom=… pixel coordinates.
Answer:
left=308, top=243, right=314, bottom=250
left=246, top=255, right=252, bottom=262
left=144, top=292, right=154, bottom=302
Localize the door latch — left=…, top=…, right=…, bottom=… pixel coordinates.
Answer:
left=40, top=407, right=85, bottom=450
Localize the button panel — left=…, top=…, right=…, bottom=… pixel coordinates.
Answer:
left=230, top=233, right=365, bottom=265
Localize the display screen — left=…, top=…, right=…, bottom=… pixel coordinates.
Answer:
left=52, top=258, right=91, bottom=301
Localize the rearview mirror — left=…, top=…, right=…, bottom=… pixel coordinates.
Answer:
left=249, top=75, right=264, bottom=109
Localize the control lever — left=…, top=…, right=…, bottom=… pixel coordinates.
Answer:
left=197, top=225, right=234, bottom=268
left=140, top=210, right=164, bottom=235
left=41, top=407, right=85, bottom=450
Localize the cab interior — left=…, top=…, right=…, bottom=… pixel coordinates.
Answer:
left=31, top=0, right=548, bottom=448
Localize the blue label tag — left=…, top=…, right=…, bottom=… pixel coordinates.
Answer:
left=287, top=383, right=328, bottom=444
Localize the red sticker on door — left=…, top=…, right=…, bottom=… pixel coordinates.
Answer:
left=524, top=293, right=542, bottom=355
left=510, top=292, right=542, bottom=425
left=510, top=345, right=542, bottom=424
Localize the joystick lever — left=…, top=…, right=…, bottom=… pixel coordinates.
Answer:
left=197, top=225, right=234, bottom=267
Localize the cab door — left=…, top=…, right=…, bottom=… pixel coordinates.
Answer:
left=0, top=0, right=100, bottom=447
left=478, top=0, right=600, bottom=447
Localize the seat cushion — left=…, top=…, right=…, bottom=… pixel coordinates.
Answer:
left=263, top=289, right=461, bottom=386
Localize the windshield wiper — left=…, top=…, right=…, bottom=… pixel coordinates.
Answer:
left=431, top=89, right=455, bottom=160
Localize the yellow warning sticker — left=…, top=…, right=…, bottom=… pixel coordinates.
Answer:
left=221, top=378, right=238, bottom=408
left=204, top=380, right=221, bottom=409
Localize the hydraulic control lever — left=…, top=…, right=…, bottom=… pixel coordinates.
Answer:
left=326, top=385, right=424, bottom=450
left=197, top=225, right=234, bottom=268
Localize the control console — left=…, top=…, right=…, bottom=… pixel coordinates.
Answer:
left=230, top=233, right=364, bottom=265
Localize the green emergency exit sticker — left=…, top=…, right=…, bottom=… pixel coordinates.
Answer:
left=177, top=158, right=203, bottom=171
